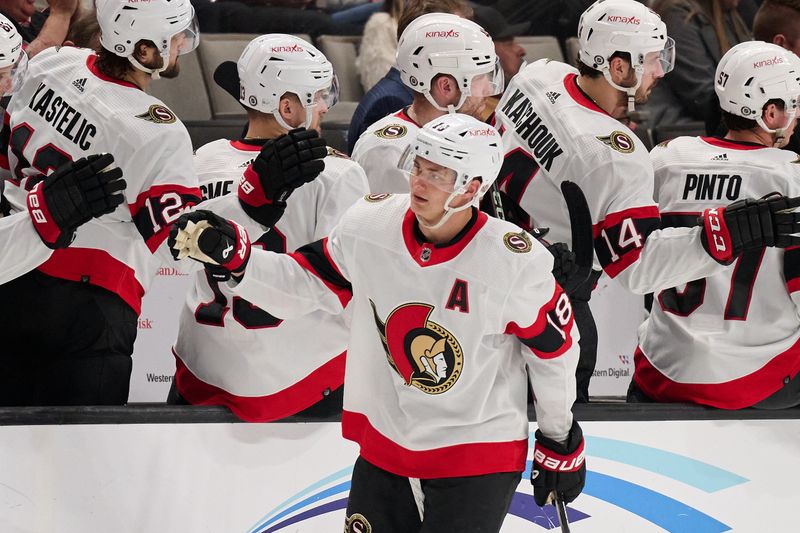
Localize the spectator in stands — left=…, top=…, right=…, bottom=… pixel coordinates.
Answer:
left=471, top=4, right=527, bottom=120
left=192, top=0, right=362, bottom=35
left=752, top=0, right=800, bottom=154
left=644, top=0, right=751, bottom=130
left=347, top=0, right=473, bottom=154
left=0, top=0, right=82, bottom=57
left=355, top=0, right=403, bottom=93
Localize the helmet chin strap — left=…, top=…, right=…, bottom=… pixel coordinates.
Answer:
left=416, top=189, right=473, bottom=230
left=128, top=54, right=168, bottom=81
left=756, top=110, right=797, bottom=148
left=274, top=103, right=314, bottom=131
left=603, top=67, right=643, bottom=113
left=423, top=90, right=467, bottom=114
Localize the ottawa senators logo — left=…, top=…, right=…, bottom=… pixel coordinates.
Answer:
left=371, top=301, right=463, bottom=394
left=365, top=193, right=392, bottom=202
left=503, top=231, right=532, bottom=253
left=135, top=104, right=177, bottom=125
left=374, top=124, right=407, bottom=139
left=344, top=513, right=372, bottom=533
left=596, top=130, right=635, bottom=154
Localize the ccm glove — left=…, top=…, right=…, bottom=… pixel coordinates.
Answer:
left=700, top=193, right=800, bottom=264
left=238, top=128, right=327, bottom=228
left=531, top=420, right=586, bottom=507
left=169, top=210, right=251, bottom=282
left=27, top=153, right=126, bottom=249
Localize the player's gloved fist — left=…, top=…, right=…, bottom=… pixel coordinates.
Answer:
left=27, top=153, right=126, bottom=249
left=700, top=193, right=800, bottom=264
left=169, top=210, right=251, bottom=282
left=548, top=242, right=579, bottom=290
left=531, top=420, right=586, bottom=507
left=238, top=128, right=327, bottom=228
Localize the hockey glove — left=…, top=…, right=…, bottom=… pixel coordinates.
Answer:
left=531, top=420, right=586, bottom=507
left=238, top=128, right=327, bottom=228
left=27, top=153, right=126, bottom=249
left=700, top=193, right=800, bottom=264
left=169, top=210, right=251, bottom=282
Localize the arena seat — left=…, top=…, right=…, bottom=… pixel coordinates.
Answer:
left=316, top=35, right=364, bottom=102
left=148, top=51, right=213, bottom=121
left=516, top=36, right=564, bottom=63
left=564, top=36, right=580, bottom=67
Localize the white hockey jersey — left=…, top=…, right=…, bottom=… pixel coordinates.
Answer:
left=0, top=47, right=201, bottom=314
left=194, top=139, right=256, bottom=201
left=174, top=142, right=369, bottom=421
left=494, top=59, right=724, bottom=294
left=0, top=210, right=52, bottom=284
left=226, top=194, right=579, bottom=478
left=635, top=136, right=800, bottom=408
left=351, top=107, right=420, bottom=194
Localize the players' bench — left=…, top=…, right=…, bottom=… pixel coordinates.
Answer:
left=516, top=35, right=564, bottom=64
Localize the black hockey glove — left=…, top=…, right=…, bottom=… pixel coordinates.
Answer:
left=238, top=128, right=327, bottom=228
left=27, top=153, right=126, bottom=249
left=169, top=210, right=251, bottom=282
left=700, top=193, right=800, bottom=264
left=531, top=420, right=586, bottom=507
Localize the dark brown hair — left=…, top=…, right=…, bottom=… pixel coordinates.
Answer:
left=396, top=0, right=474, bottom=41
left=753, top=0, right=800, bottom=43
left=721, top=99, right=785, bottom=131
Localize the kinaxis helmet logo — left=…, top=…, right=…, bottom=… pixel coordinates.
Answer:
left=271, top=44, right=304, bottom=53
left=370, top=300, right=463, bottom=394
left=753, top=56, right=785, bottom=68
left=425, top=29, right=460, bottom=38
left=606, top=14, right=641, bottom=24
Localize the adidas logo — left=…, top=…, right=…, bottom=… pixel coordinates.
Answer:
left=546, top=91, right=561, bottom=104
left=711, top=153, right=728, bottom=161
left=72, top=78, right=87, bottom=93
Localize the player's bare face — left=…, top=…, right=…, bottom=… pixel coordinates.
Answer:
left=637, top=51, right=666, bottom=102
left=0, top=66, right=12, bottom=95
left=408, top=156, right=458, bottom=222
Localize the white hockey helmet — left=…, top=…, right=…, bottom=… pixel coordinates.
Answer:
left=577, top=0, right=675, bottom=110
left=0, top=14, right=26, bottom=97
left=715, top=41, right=800, bottom=142
left=97, top=0, right=199, bottom=79
left=237, top=34, right=338, bottom=130
left=399, top=113, right=503, bottom=227
left=396, top=13, right=503, bottom=112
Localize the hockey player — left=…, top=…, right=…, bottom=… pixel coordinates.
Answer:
left=0, top=0, right=202, bottom=405
left=0, top=15, right=126, bottom=284
left=493, top=0, right=800, bottom=402
left=170, top=114, right=585, bottom=532
left=169, top=34, right=369, bottom=421
left=351, top=12, right=503, bottom=193
left=630, top=42, right=800, bottom=410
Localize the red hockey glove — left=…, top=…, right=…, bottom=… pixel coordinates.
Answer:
left=531, top=420, right=586, bottom=507
left=27, top=153, right=126, bottom=249
left=169, top=210, right=251, bottom=282
left=238, top=128, right=327, bottom=228
left=701, top=193, right=800, bottom=264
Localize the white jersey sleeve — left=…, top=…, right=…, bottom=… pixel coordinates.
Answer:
left=0, top=211, right=52, bottom=284
left=503, top=255, right=578, bottom=442
left=495, top=59, right=725, bottom=294
left=351, top=109, right=419, bottom=194
left=312, top=148, right=370, bottom=239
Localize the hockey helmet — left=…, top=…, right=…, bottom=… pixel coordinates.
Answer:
left=236, top=34, right=338, bottom=130
left=396, top=13, right=503, bottom=112
left=577, top=0, right=674, bottom=109
left=0, top=14, right=26, bottom=97
left=97, top=0, right=199, bottom=78
left=715, top=41, right=800, bottom=139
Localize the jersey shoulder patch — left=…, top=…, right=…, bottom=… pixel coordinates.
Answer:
left=502, top=230, right=533, bottom=253
left=135, top=104, right=177, bottom=125
left=364, top=193, right=392, bottom=203
left=373, top=123, right=408, bottom=140
left=596, top=130, right=636, bottom=154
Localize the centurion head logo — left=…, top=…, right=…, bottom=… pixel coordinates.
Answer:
left=370, top=300, right=463, bottom=394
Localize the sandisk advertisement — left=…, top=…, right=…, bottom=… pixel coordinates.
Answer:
left=0, top=419, right=795, bottom=532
